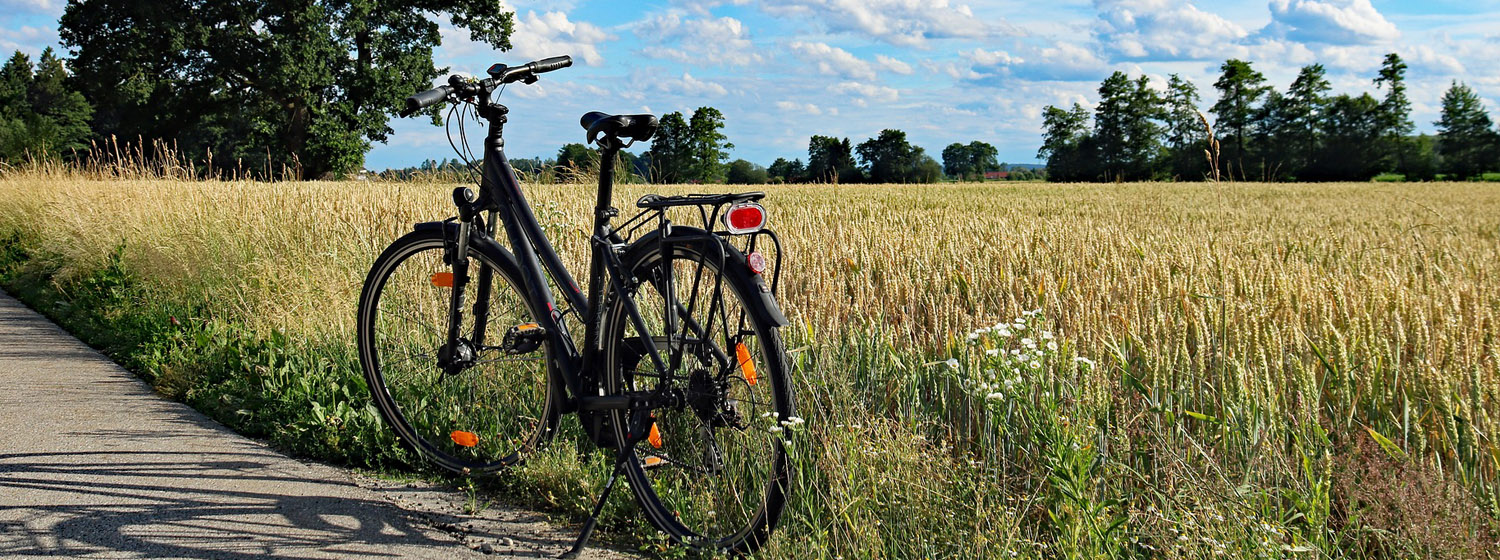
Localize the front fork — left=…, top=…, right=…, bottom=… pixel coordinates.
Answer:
left=438, top=187, right=491, bottom=373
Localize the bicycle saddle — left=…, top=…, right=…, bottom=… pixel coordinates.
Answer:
left=581, top=111, right=658, bottom=145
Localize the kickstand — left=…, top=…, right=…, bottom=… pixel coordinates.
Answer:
left=559, top=452, right=630, bottom=559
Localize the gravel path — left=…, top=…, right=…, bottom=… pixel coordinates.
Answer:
left=0, top=289, right=628, bottom=559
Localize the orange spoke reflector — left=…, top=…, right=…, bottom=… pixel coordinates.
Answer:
left=643, top=455, right=664, bottom=468
left=648, top=422, right=663, bottom=448
left=450, top=430, right=478, bottom=447
left=430, top=272, right=454, bottom=287
left=736, top=342, right=757, bottom=386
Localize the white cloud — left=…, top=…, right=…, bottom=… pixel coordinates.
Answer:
left=775, top=100, right=825, bottom=115
left=829, top=81, right=899, bottom=106
left=652, top=72, right=729, bottom=97
left=1093, top=0, right=1248, bottom=60
left=1262, top=0, right=1398, bottom=45
left=508, top=10, right=612, bottom=66
left=961, top=42, right=1110, bottom=82
left=0, top=25, right=59, bottom=57
left=787, top=41, right=876, bottom=80
left=761, top=0, right=1012, bottom=47
left=876, top=55, right=914, bottom=75
left=635, top=12, right=765, bottom=66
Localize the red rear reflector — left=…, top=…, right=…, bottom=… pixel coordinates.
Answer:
left=723, top=203, right=766, bottom=234
left=450, top=430, right=478, bottom=447
left=430, top=272, right=453, bottom=287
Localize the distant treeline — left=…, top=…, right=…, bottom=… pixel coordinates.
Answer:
left=1040, top=53, right=1500, bottom=182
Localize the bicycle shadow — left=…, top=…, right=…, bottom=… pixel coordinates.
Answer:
left=0, top=448, right=581, bottom=559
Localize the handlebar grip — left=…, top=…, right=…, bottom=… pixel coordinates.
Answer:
left=528, top=56, right=572, bottom=74
left=401, top=85, right=452, bottom=117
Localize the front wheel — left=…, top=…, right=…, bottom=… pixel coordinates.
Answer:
left=602, top=231, right=795, bottom=554
left=357, top=227, right=559, bottom=474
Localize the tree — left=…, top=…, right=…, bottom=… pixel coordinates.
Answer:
left=0, top=48, right=93, bottom=162
left=767, top=157, right=805, bottom=183
left=686, top=107, right=733, bottom=183
left=1305, top=94, right=1381, bottom=181
left=966, top=141, right=999, bottom=179
left=1038, top=103, right=1093, bottom=182
left=941, top=142, right=970, bottom=179
left=1210, top=59, right=1270, bottom=178
left=1093, top=72, right=1164, bottom=181
left=856, top=129, right=928, bottom=183
left=1280, top=64, right=1330, bottom=178
left=645, top=111, right=691, bottom=183
left=1163, top=73, right=1206, bottom=179
left=725, top=159, right=768, bottom=184
left=807, top=135, right=859, bottom=183
left=1373, top=53, right=1414, bottom=175
left=554, top=143, right=594, bottom=179
left=1435, top=81, right=1499, bottom=180
left=60, top=0, right=514, bottom=178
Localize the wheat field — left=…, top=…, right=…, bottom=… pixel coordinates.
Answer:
left=1, top=173, right=1496, bottom=558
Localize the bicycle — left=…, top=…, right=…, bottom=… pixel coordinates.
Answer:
left=355, top=55, right=795, bottom=557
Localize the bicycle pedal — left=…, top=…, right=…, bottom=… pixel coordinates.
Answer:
left=500, top=322, right=547, bottom=354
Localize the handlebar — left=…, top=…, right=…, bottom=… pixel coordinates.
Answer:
left=399, top=55, right=573, bottom=117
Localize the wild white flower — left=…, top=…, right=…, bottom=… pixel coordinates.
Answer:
left=1021, top=337, right=1036, bottom=348
left=786, top=416, right=805, bottom=425
left=1074, top=356, right=1096, bottom=368
left=985, top=348, right=999, bottom=357
left=761, top=411, right=777, bottom=418
left=1042, top=331, right=1054, bottom=340
left=1046, top=341, right=1058, bottom=351
left=1010, top=349, right=1021, bottom=356
left=994, top=327, right=1012, bottom=338
left=967, top=331, right=981, bottom=342
left=768, top=426, right=783, bottom=433
left=944, top=358, right=960, bottom=370
left=1029, top=360, right=1041, bottom=370
left=986, top=392, right=1004, bottom=401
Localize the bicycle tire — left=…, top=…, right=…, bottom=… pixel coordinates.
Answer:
left=357, top=227, right=560, bottom=474
left=602, top=228, right=795, bottom=554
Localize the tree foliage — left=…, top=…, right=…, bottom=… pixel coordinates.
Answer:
left=1040, top=53, right=1500, bottom=182
left=0, top=48, right=93, bottom=161
left=59, top=0, right=514, bottom=178
left=1435, top=81, right=1500, bottom=180
left=806, top=135, right=860, bottom=183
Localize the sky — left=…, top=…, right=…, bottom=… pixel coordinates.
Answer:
left=3, top=0, right=1500, bottom=170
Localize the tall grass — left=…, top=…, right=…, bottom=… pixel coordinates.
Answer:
left=0, top=169, right=1496, bottom=558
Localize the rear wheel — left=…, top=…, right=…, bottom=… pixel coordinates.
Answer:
left=357, top=228, right=559, bottom=474
left=602, top=233, right=794, bottom=554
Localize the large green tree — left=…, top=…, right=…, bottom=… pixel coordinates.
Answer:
left=855, top=129, right=934, bottom=183
left=1373, top=53, right=1416, bottom=175
left=686, top=106, right=733, bottom=183
left=645, top=111, right=691, bottom=183
left=1210, top=59, right=1270, bottom=179
left=1305, top=93, right=1381, bottom=181
left=60, top=0, right=514, bottom=178
left=1162, top=73, right=1206, bottom=179
left=1435, top=81, right=1500, bottom=180
left=767, top=157, right=804, bottom=183
left=1093, top=72, right=1164, bottom=181
left=1038, top=103, right=1093, bottom=182
left=806, top=135, right=859, bottom=183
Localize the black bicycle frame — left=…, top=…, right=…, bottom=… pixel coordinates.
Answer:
left=449, top=101, right=673, bottom=412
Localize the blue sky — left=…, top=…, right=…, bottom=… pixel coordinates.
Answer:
left=4, top=0, right=1500, bottom=170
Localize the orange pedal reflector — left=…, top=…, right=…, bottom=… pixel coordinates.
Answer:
left=648, top=422, right=663, bottom=448
left=430, top=272, right=454, bottom=287
left=450, top=430, right=478, bottom=447
left=516, top=322, right=540, bottom=331
left=735, top=343, right=757, bottom=386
